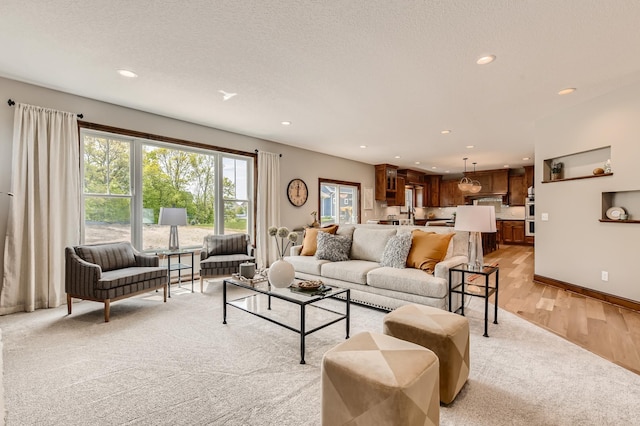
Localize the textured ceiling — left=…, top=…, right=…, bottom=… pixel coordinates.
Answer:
left=2, top=1, right=640, bottom=174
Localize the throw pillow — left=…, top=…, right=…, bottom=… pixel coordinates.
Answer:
left=315, top=232, right=351, bottom=262
left=406, top=230, right=454, bottom=274
left=380, top=232, right=412, bottom=268
left=300, top=224, right=339, bottom=256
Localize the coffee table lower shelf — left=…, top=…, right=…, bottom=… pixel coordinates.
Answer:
left=223, top=279, right=351, bottom=364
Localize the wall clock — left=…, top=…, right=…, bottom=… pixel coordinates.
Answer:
left=287, top=178, right=308, bottom=207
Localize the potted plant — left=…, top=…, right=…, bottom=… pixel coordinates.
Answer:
left=551, top=162, right=563, bottom=180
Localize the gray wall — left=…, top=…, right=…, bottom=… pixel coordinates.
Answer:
left=0, top=77, right=376, bottom=281
left=535, top=80, right=640, bottom=302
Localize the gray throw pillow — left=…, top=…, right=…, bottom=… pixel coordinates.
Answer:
left=316, top=232, right=352, bottom=262
left=380, top=232, right=412, bottom=268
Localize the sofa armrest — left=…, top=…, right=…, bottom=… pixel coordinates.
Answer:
left=434, top=255, right=468, bottom=280
left=135, top=253, right=160, bottom=267
left=290, top=245, right=302, bottom=256
left=65, top=247, right=101, bottom=296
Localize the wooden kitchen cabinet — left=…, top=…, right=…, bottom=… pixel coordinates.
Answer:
left=439, top=179, right=465, bottom=207
left=524, top=165, right=534, bottom=189
left=394, top=177, right=406, bottom=206
left=375, top=164, right=398, bottom=201
left=508, top=175, right=526, bottom=206
left=426, top=175, right=441, bottom=207
left=501, top=220, right=525, bottom=244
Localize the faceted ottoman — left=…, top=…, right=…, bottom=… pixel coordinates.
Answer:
left=321, top=331, right=440, bottom=426
left=383, top=304, right=470, bottom=404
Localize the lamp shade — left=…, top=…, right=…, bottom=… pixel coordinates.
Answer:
left=454, top=205, right=496, bottom=233
left=158, top=207, right=187, bottom=226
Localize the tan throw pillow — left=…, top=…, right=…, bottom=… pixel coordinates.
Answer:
left=406, top=230, right=454, bottom=274
left=300, top=225, right=338, bottom=256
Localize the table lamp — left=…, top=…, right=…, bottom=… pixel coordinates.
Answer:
left=454, top=205, right=497, bottom=270
left=159, top=207, right=187, bottom=251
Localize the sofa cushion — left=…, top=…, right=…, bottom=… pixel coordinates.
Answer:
left=287, top=255, right=331, bottom=275
left=76, top=242, right=136, bottom=272
left=350, top=228, right=397, bottom=262
left=204, top=234, right=248, bottom=256
left=97, top=266, right=167, bottom=290
left=321, top=260, right=380, bottom=285
left=300, top=225, right=339, bottom=256
left=380, top=232, right=412, bottom=269
left=367, top=267, right=448, bottom=299
left=316, top=232, right=352, bottom=262
left=406, top=230, right=454, bottom=274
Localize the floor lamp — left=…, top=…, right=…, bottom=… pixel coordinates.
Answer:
left=454, top=205, right=497, bottom=270
left=159, top=207, right=187, bottom=251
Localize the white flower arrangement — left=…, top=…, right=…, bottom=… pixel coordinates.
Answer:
left=268, top=226, right=299, bottom=258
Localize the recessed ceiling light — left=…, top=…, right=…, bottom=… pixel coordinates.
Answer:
left=394, top=155, right=401, bottom=159
left=445, top=170, right=450, bottom=173
left=431, top=166, right=437, bottom=170
left=281, top=121, right=291, bottom=126
left=558, top=88, right=576, bottom=95
left=522, top=157, right=530, bottom=161
left=476, top=55, right=496, bottom=65
left=360, top=145, right=367, bottom=149
left=504, top=165, right=510, bottom=168
left=415, top=161, right=421, bottom=165
left=441, top=130, right=451, bottom=134
left=466, top=145, right=475, bottom=149
left=117, top=69, right=138, bottom=78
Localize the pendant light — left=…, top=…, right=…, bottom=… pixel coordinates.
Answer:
left=458, top=158, right=473, bottom=192
left=469, top=162, right=482, bottom=193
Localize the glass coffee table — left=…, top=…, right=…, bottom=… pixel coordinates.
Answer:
left=223, top=277, right=350, bottom=364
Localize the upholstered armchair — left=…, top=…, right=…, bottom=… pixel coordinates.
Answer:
left=200, top=233, right=255, bottom=292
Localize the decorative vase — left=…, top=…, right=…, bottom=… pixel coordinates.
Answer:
left=267, top=258, right=295, bottom=288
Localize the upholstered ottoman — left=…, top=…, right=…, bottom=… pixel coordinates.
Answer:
left=383, top=304, right=470, bottom=404
left=321, top=331, right=440, bottom=426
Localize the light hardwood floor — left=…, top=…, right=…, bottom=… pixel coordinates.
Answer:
left=484, top=245, right=640, bottom=375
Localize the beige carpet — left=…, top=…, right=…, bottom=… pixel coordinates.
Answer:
left=1, top=280, right=639, bottom=425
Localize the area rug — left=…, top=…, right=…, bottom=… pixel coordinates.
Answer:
left=0, top=281, right=639, bottom=425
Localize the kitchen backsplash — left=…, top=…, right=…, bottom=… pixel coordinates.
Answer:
left=382, top=205, right=525, bottom=220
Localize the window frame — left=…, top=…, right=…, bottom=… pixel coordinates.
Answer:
left=318, top=178, right=361, bottom=226
left=79, top=122, right=256, bottom=251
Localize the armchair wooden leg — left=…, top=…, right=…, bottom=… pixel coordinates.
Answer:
left=104, top=299, right=111, bottom=322
left=200, top=277, right=204, bottom=293
left=163, top=284, right=167, bottom=302
left=67, top=294, right=72, bottom=315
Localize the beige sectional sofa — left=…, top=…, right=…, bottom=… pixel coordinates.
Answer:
left=287, top=224, right=468, bottom=311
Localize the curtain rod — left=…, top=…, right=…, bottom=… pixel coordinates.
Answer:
left=254, top=149, right=282, bottom=157
left=7, top=99, right=84, bottom=119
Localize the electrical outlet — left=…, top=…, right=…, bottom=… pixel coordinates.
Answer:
left=601, top=271, right=609, bottom=281
left=541, top=213, right=549, bottom=221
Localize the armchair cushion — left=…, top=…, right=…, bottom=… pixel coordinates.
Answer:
left=75, top=242, right=136, bottom=272
left=204, top=234, right=250, bottom=256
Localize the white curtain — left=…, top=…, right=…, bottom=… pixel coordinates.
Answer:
left=1, top=103, right=81, bottom=314
left=256, top=151, right=280, bottom=268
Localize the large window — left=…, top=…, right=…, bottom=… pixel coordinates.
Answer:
left=82, top=129, right=254, bottom=251
left=319, top=179, right=360, bottom=226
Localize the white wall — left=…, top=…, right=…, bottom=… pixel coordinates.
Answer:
left=535, top=81, right=640, bottom=302
left=0, top=77, right=376, bottom=281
